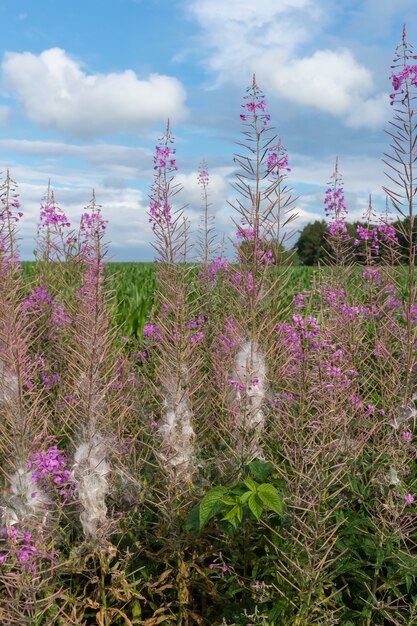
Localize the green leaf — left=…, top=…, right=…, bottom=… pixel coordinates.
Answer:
left=243, top=477, right=258, bottom=492
left=222, top=503, right=243, bottom=525
left=199, top=486, right=229, bottom=528
left=257, top=484, right=283, bottom=515
left=221, top=497, right=239, bottom=506
left=248, top=459, right=275, bottom=482
left=239, top=490, right=252, bottom=504
left=248, top=494, right=264, bottom=520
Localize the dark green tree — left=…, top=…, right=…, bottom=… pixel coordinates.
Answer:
left=293, top=220, right=330, bottom=265
left=238, top=238, right=298, bottom=266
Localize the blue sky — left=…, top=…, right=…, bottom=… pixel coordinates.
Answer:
left=0, top=0, right=415, bottom=260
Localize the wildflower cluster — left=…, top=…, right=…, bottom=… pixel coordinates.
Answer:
left=197, top=161, right=209, bottom=187
left=148, top=123, right=178, bottom=238
left=39, top=197, right=70, bottom=229
left=267, top=140, right=291, bottom=174
left=354, top=223, right=399, bottom=259
left=324, top=160, right=349, bottom=240
left=240, top=76, right=271, bottom=127
left=27, top=446, right=75, bottom=498
left=390, top=26, right=417, bottom=105
left=0, top=526, right=54, bottom=574
left=22, top=286, right=70, bottom=337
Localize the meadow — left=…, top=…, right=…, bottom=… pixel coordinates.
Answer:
left=0, top=29, right=417, bottom=626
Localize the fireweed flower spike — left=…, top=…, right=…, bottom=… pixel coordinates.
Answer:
left=0, top=172, right=47, bottom=525
left=384, top=24, right=417, bottom=401
left=147, top=122, right=196, bottom=486
left=197, top=160, right=217, bottom=268
left=36, top=183, right=73, bottom=266
left=324, top=157, right=350, bottom=265
left=148, top=120, right=180, bottom=265
left=69, top=195, right=112, bottom=541
left=226, top=78, right=296, bottom=463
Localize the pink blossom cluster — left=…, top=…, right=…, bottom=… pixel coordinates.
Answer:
left=39, top=370, right=61, bottom=390
left=267, top=141, right=291, bottom=173
left=324, top=187, right=347, bottom=219
left=197, top=161, right=209, bottom=187
left=354, top=223, right=399, bottom=258
left=0, top=526, right=55, bottom=574
left=27, top=445, right=75, bottom=498
left=80, top=211, right=108, bottom=233
left=206, top=257, right=230, bottom=284
left=240, top=79, right=271, bottom=126
left=22, top=287, right=71, bottom=337
left=149, top=199, right=172, bottom=230
left=148, top=127, right=178, bottom=235
left=390, top=64, right=417, bottom=104
left=189, top=315, right=205, bottom=345
left=0, top=187, right=22, bottom=223
left=231, top=269, right=255, bottom=293
left=236, top=227, right=256, bottom=240
left=153, top=145, right=177, bottom=172
left=324, top=167, right=349, bottom=241
left=39, top=201, right=70, bottom=229
left=143, top=323, right=162, bottom=342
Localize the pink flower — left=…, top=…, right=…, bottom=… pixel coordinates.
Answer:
left=404, top=493, right=415, bottom=505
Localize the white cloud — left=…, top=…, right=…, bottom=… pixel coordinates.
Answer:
left=0, top=138, right=153, bottom=175
left=0, top=105, right=10, bottom=125
left=9, top=170, right=154, bottom=261
left=290, top=154, right=387, bottom=197
left=187, top=0, right=388, bottom=128
left=2, top=48, right=188, bottom=138
left=187, top=0, right=317, bottom=77
left=260, top=48, right=388, bottom=128
left=176, top=167, right=230, bottom=217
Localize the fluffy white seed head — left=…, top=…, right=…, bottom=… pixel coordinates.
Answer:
left=0, top=359, right=19, bottom=405
left=2, top=467, right=50, bottom=525
left=73, top=433, right=109, bottom=541
left=158, top=373, right=195, bottom=485
left=390, top=400, right=417, bottom=429
left=232, top=339, right=268, bottom=461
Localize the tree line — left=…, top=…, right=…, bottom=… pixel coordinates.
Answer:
left=293, top=217, right=417, bottom=265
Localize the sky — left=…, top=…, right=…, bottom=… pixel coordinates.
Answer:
left=0, top=0, right=415, bottom=261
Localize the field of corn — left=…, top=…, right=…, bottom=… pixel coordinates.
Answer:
left=0, top=29, right=417, bottom=626
left=20, top=263, right=321, bottom=338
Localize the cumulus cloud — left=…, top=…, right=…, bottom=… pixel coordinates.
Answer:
left=9, top=170, right=154, bottom=261
left=176, top=167, right=230, bottom=217
left=0, top=139, right=153, bottom=175
left=0, top=105, right=10, bottom=125
left=187, top=0, right=388, bottom=128
left=2, top=48, right=187, bottom=138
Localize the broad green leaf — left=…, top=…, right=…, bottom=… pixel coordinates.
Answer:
left=222, top=503, right=243, bottom=525
left=257, top=484, right=283, bottom=515
left=248, top=494, right=264, bottom=520
left=221, top=497, right=239, bottom=506
left=248, top=459, right=275, bottom=482
left=243, top=477, right=258, bottom=492
left=239, top=490, right=252, bottom=504
left=199, top=486, right=228, bottom=528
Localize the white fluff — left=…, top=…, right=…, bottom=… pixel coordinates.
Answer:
left=73, top=433, right=109, bottom=540
left=158, top=371, right=195, bottom=485
left=388, top=466, right=401, bottom=487
left=0, top=359, right=19, bottom=405
left=232, top=340, right=268, bottom=461
left=390, top=400, right=417, bottom=429
left=2, top=467, right=50, bottom=525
